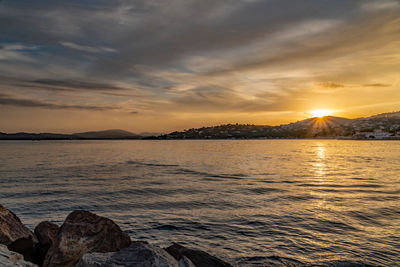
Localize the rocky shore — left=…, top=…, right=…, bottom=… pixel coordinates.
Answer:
left=0, top=204, right=232, bottom=267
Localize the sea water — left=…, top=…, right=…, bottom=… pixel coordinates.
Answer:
left=0, top=140, right=399, bottom=266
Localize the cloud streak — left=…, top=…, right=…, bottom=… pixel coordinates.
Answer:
left=60, top=42, right=116, bottom=53
left=0, top=93, right=115, bottom=111
left=30, top=79, right=125, bottom=91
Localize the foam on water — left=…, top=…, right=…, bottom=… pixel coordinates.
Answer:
left=0, top=140, right=399, bottom=266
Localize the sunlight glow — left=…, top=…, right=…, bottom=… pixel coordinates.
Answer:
left=310, top=109, right=333, bottom=118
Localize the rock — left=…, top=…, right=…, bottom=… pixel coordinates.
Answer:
left=34, top=221, right=59, bottom=266
left=43, top=210, right=131, bottom=267
left=0, top=204, right=34, bottom=246
left=34, top=222, right=59, bottom=248
left=0, top=204, right=36, bottom=262
left=0, top=244, right=38, bottom=267
left=165, top=243, right=232, bottom=267
left=179, top=256, right=196, bottom=267
left=74, top=251, right=114, bottom=266
left=8, top=237, right=37, bottom=264
left=76, top=241, right=179, bottom=267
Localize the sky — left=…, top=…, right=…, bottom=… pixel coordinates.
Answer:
left=0, top=0, right=399, bottom=133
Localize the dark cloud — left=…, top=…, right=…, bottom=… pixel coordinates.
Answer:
left=319, top=82, right=345, bottom=88
left=363, top=83, right=391, bottom=87
left=0, top=93, right=114, bottom=111
left=0, top=1, right=365, bottom=73
left=87, top=0, right=367, bottom=78
left=31, top=79, right=125, bottom=91
left=318, top=82, right=392, bottom=89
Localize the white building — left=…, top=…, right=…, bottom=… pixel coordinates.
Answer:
left=369, top=129, right=391, bottom=139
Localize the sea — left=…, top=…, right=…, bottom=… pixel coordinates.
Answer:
left=0, top=140, right=399, bottom=266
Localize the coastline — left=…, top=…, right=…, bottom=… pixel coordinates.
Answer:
left=1, top=205, right=383, bottom=267
left=1, top=137, right=400, bottom=141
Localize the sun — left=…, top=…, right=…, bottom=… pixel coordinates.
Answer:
left=310, top=109, right=333, bottom=118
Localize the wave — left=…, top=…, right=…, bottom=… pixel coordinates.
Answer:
left=125, top=160, right=179, bottom=167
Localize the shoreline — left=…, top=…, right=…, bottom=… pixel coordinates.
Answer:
left=1, top=205, right=388, bottom=266
left=1, top=137, right=399, bottom=141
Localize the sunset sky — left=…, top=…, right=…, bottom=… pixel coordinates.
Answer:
left=1, top=0, right=399, bottom=133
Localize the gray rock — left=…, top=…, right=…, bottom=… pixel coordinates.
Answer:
left=179, top=256, right=196, bottom=267
left=34, top=221, right=59, bottom=266
left=43, top=210, right=131, bottom=267
left=75, top=241, right=180, bottom=267
left=165, top=243, right=232, bottom=267
left=0, top=204, right=34, bottom=246
left=74, top=252, right=114, bottom=266
left=0, top=244, right=38, bottom=267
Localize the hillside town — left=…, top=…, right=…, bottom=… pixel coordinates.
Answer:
left=156, top=112, right=400, bottom=140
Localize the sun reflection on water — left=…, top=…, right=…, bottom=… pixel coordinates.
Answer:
left=314, top=143, right=326, bottom=179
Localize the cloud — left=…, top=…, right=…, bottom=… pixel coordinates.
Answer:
left=30, top=79, right=124, bottom=91
left=0, top=93, right=115, bottom=111
left=362, top=0, right=400, bottom=11
left=0, top=43, right=38, bottom=61
left=363, top=83, right=391, bottom=87
left=319, top=82, right=345, bottom=88
left=60, top=41, right=116, bottom=53
left=317, top=82, right=391, bottom=90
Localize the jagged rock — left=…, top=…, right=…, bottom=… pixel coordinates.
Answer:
left=0, top=244, right=38, bottom=267
left=0, top=204, right=36, bottom=262
left=43, top=210, right=131, bottom=267
left=0, top=204, right=34, bottom=246
left=76, top=241, right=180, bottom=267
left=34, top=221, right=59, bottom=266
left=165, top=243, right=232, bottom=267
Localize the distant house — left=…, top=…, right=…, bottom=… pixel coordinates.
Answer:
left=355, top=129, right=391, bottom=139
left=371, top=129, right=391, bottom=139
left=355, top=131, right=373, bottom=139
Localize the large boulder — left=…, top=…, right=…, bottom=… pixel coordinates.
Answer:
left=0, top=204, right=34, bottom=246
left=76, top=241, right=182, bottom=267
left=0, top=244, right=38, bottom=267
left=0, top=204, right=36, bottom=262
left=43, top=210, right=131, bottom=267
left=165, top=243, right=232, bottom=267
left=34, top=221, right=59, bottom=266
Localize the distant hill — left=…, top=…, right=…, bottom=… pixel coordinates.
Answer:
left=139, top=132, right=164, bottom=137
left=73, top=129, right=140, bottom=139
left=156, top=113, right=400, bottom=139
left=287, top=116, right=352, bottom=127
left=0, top=132, right=78, bottom=140
left=0, top=129, right=141, bottom=140
left=367, top=111, right=400, bottom=118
